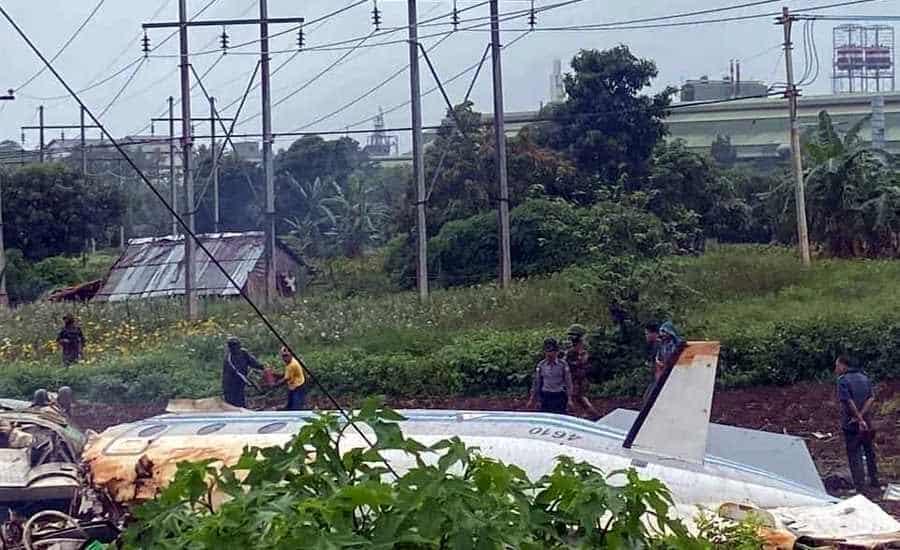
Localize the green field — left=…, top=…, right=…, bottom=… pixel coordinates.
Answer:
left=0, top=245, right=898, bottom=403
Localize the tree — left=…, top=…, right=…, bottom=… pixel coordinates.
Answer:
left=324, top=175, right=391, bottom=258
left=195, top=153, right=265, bottom=234
left=1, top=163, right=124, bottom=260
left=534, top=47, right=676, bottom=187
left=768, top=111, right=899, bottom=257
left=275, top=136, right=370, bottom=233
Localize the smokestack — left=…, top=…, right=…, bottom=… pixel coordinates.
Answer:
left=736, top=59, right=742, bottom=97
left=730, top=59, right=735, bottom=97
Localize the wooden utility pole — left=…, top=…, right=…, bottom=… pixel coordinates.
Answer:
left=210, top=96, right=220, bottom=233
left=779, top=7, right=811, bottom=266
left=0, top=90, right=12, bottom=308
left=38, top=105, right=44, bottom=162
left=408, top=0, right=428, bottom=301
left=168, top=96, right=177, bottom=236
left=259, top=0, right=277, bottom=307
left=489, top=0, right=512, bottom=287
left=80, top=106, right=87, bottom=175
left=178, top=0, right=199, bottom=319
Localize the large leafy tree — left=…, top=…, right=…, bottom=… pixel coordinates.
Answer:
left=194, top=152, right=265, bottom=234
left=535, top=46, right=676, bottom=186
left=1, top=163, right=123, bottom=260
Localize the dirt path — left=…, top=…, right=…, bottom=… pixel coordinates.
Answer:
left=72, top=379, right=900, bottom=514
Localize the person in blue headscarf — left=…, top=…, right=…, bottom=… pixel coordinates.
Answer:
left=654, top=321, right=687, bottom=381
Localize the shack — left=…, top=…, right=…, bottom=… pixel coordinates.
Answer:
left=93, top=232, right=301, bottom=302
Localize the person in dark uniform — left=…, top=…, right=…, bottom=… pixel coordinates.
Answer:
left=57, top=314, right=85, bottom=367
left=834, top=355, right=879, bottom=493
left=527, top=337, right=574, bottom=415
left=565, top=324, right=599, bottom=418
left=222, top=336, right=264, bottom=408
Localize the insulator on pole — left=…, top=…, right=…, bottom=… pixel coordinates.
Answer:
left=141, top=32, right=151, bottom=57
left=297, top=25, right=305, bottom=50
left=220, top=27, right=229, bottom=52
left=371, top=0, right=381, bottom=30
left=452, top=0, right=460, bottom=30
left=528, top=0, right=537, bottom=29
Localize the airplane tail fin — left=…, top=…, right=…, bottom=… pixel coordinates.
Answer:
left=623, top=342, right=720, bottom=464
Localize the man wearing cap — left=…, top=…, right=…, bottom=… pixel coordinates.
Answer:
left=222, top=337, right=265, bottom=408
left=527, top=337, right=575, bottom=415
left=565, top=324, right=599, bottom=418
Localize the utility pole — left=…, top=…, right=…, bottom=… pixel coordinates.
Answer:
left=169, top=96, right=177, bottom=236
left=145, top=4, right=302, bottom=311
left=0, top=89, right=13, bottom=308
left=778, top=7, right=811, bottom=266
left=22, top=112, right=99, bottom=166
left=259, top=0, right=276, bottom=307
left=178, top=0, right=199, bottom=320
left=489, top=0, right=512, bottom=287
left=38, top=105, right=45, bottom=163
left=210, top=96, right=220, bottom=233
left=407, top=0, right=428, bottom=301
left=80, top=106, right=87, bottom=176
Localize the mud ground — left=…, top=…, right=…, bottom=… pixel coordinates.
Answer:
left=72, top=379, right=900, bottom=515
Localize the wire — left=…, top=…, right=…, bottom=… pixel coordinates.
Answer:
left=15, top=0, right=222, bottom=102
left=497, top=0, right=881, bottom=31
left=84, top=0, right=173, bottom=88
left=293, top=32, right=455, bottom=132
left=0, top=2, right=401, bottom=481
left=241, top=29, right=379, bottom=126
left=15, top=0, right=107, bottom=92
left=96, top=58, right=148, bottom=119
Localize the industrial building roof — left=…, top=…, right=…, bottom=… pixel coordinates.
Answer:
left=94, top=232, right=272, bottom=302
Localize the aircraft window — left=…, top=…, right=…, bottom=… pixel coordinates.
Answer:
left=197, top=423, right=226, bottom=435
left=138, top=425, right=167, bottom=438
left=258, top=422, right=287, bottom=434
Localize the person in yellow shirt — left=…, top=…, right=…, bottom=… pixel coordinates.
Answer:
left=278, top=346, right=307, bottom=410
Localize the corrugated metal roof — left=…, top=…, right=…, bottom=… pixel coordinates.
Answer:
left=95, top=232, right=266, bottom=302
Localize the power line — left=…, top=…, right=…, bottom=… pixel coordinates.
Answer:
left=15, top=0, right=108, bottom=92
left=97, top=58, right=148, bottom=119
left=496, top=0, right=881, bottom=31
left=0, top=2, right=399, bottom=481
left=14, top=0, right=223, bottom=102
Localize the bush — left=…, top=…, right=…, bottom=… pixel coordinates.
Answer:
left=388, top=199, right=678, bottom=289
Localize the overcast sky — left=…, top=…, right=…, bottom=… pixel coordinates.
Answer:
left=0, top=0, right=892, bottom=150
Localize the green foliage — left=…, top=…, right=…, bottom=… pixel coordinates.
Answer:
left=123, top=404, right=711, bottom=549
left=3, top=250, right=117, bottom=304
left=535, top=46, right=676, bottom=184
left=392, top=198, right=677, bottom=289
left=1, top=163, right=124, bottom=260
left=0, top=246, right=898, bottom=403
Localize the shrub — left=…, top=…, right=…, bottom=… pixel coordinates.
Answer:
left=123, top=404, right=720, bottom=549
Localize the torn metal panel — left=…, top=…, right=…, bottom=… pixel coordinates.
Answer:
left=885, top=484, right=900, bottom=502
left=599, top=409, right=826, bottom=495
left=773, top=495, right=900, bottom=540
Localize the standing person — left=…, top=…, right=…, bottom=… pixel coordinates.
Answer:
left=222, top=336, right=265, bottom=408
left=834, top=355, right=879, bottom=493
left=565, top=324, right=599, bottom=418
left=641, top=322, right=661, bottom=404
left=56, top=314, right=85, bottom=367
left=277, top=346, right=308, bottom=410
left=527, top=337, right=575, bottom=415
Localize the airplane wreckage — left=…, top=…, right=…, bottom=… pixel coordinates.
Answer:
left=1, top=342, right=898, bottom=549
